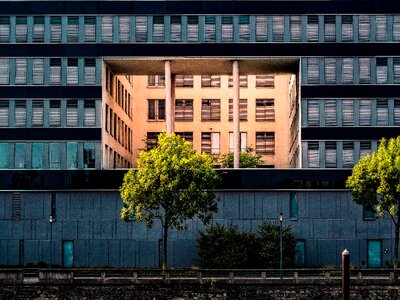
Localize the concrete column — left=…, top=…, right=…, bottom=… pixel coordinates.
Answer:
left=232, top=60, right=240, bottom=168
left=165, top=61, right=175, bottom=134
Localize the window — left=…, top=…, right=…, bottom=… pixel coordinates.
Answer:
left=394, top=58, right=400, bottom=84
left=49, top=143, right=61, bottom=169
left=50, top=58, right=62, bottom=85
left=67, top=100, right=78, bottom=127
left=147, top=132, right=159, bottom=150
left=32, top=100, right=44, bottom=126
left=33, top=17, right=44, bottom=42
left=31, top=143, right=43, bottom=169
left=305, top=142, right=319, bottom=168
left=229, top=99, right=248, bottom=121
left=32, top=58, right=44, bottom=85
left=170, top=16, right=182, bottom=42
left=367, top=240, right=382, bottom=268
left=290, top=16, right=302, bottom=42
left=201, top=132, right=220, bottom=154
left=187, top=16, right=199, bottom=42
left=14, top=100, right=26, bottom=127
left=0, top=143, right=9, bottom=168
left=12, top=193, right=21, bottom=220
left=67, top=58, right=78, bottom=85
left=255, top=99, right=274, bottom=121
left=175, top=132, right=193, bottom=144
left=359, top=15, right=370, bottom=42
left=229, top=132, right=247, bottom=152
left=84, top=16, right=96, bottom=42
left=201, top=99, right=220, bottom=121
left=376, top=58, right=388, bottom=84
left=67, top=142, right=78, bottom=169
left=307, top=16, right=319, bottom=42
left=62, top=241, right=74, bottom=268
left=119, top=16, right=130, bottom=42
left=221, top=16, right=233, bottom=42
left=0, top=101, right=8, bottom=127
left=325, top=141, right=337, bottom=168
left=84, top=100, right=96, bottom=126
left=341, top=16, right=353, bottom=42
left=83, top=142, right=95, bottom=168
left=295, top=240, right=306, bottom=266
left=307, top=58, right=319, bottom=84
left=342, top=100, right=354, bottom=126
left=324, top=58, right=336, bottom=84
left=16, top=16, right=27, bottom=43
left=49, top=100, right=61, bottom=127
left=228, top=75, right=248, bottom=87
left=67, top=16, right=79, bottom=43
left=148, top=75, right=165, bottom=87
left=201, top=75, right=220, bottom=87
left=205, top=16, right=216, bottom=42
left=342, top=141, right=354, bottom=168
left=15, top=143, right=26, bottom=169
left=359, top=99, right=371, bottom=126
left=175, top=99, right=193, bottom=121
left=376, top=99, right=388, bottom=126
left=256, top=75, right=274, bottom=87
left=325, top=99, right=337, bottom=126
left=324, top=16, right=336, bottom=42
left=256, top=16, right=268, bottom=42
left=290, top=192, right=298, bottom=219
left=360, top=141, right=372, bottom=158
left=363, top=207, right=375, bottom=220
left=153, top=16, right=164, bottom=42
left=135, top=16, right=148, bottom=42
left=394, top=100, right=400, bottom=126
left=307, top=100, right=319, bottom=126
left=0, top=16, right=10, bottom=43
left=50, top=16, right=62, bottom=43
left=375, top=16, right=387, bottom=41
left=394, top=16, right=400, bottom=41
left=175, top=75, right=193, bottom=87
left=272, top=16, right=284, bottom=42
left=84, top=58, right=96, bottom=85
left=341, top=58, right=354, bottom=84
left=256, top=132, right=275, bottom=154
left=0, top=58, right=9, bottom=85
left=239, top=16, right=250, bottom=42
left=148, top=99, right=165, bottom=120
left=15, top=58, right=27, bottom=85
left=102, top=16, right=113, bottom=42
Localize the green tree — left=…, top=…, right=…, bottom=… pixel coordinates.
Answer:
left=346, top=137, right=400, bottom=268
left=220, top=147, right=263, bottom=168
left=120, top=133, right=220, bottom=271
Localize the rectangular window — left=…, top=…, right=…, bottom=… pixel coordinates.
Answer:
left=324, top=58, right=336, bottom=84
left=290, top=192, right=298, bottom=219
left=33, top=16, right=44, bottom=42
left=256, top=132, right=275, bottom=154
left=49, top=100, right=61, bottom=126
left=255, top=99, right=274, bottom=121
left=67, top=142, right=78, bottom=169
left=119, top=16, right=130, bottom=42
left=0, top=101, right=8, bottom=126
left=229, top=132, right=247, bottom=152
left=205, top=16, right=216, bottom=42
left=186, top=16, right=199, bottom=42
left=290, top=16, right=302, bottom=42
left=148, top=75, right=165, bottom=87
left=175, top=132, right=193, bottom=144
left=394, top=16, right=400, bottom=41
left=0, top=143, right=9, bottom=168
left=256, top=16, right=268, bottom=42
left=359, top=99, right=371, bottom=126
left=367, top=240, right=382, bottom=268
left=239, top=16, right=250, bottom=42
left=153, top=16, right=164, bottom=42
left=325, top=141, right=337, bottom=168
left=84, top=16, right=96, bottom=42
left=343, top=141, right=354, bottom=168
left=201, top=75, right=220, bottom=87
left=394, top=100, right=400, bottom=126
left=228, top=75, right=248, bottom=87
left=376, top=58, right=388, bottom=84
left=0, top=16, right=10, bottom=43
left=67, top=58, right=78, bottom=85
left=325, top=99, right=337, bottom=126
left=201, top=99, right=220, bottom=121
left=32, top=58, right=44, bottom=85
left=342, top=100, right=354, bottom=126
left=307, top=16, right=319, bottom=42
left=84, top=100, right=96, bottom=126
left=84, top=58, right=96, bottom=85
left=175, top=99, right=193, bottom=121
left=221, top=16, right=233, bottom=42
left=67, top=16, right=79, bottom=43
left=32, top=100, right=44, bottom=126
left=148, top=99, right=165, bottom=121
left=50, top=58, right=62, bottom=85
left=342, top=58, right=354, bottom=84
left=12, top=193, right=21, bottom=220
left=62, top=241, right=74, bottom=268
left=14, top=100, right=26, bottom=127
left=376, top=99, right=388, bottom=126
left=307, top=100, right=320, bottom=126
left=256, top=75, right=274, bottom=87
left=359, top=15, right=370, bottom=42
left=15, top=58, right=27, bottom=85
left=31, top=142, right=43, bottom=169
left=16, top=16, right=28, bottom=43
left=307, top=141, right=319, bottom=168
left=83, top=142, right=95, bottom=168
left=135, top=16, right=148, bottom=42
left=360, top=141, right=372, bottom=158
left=170, top=16, right=182, bottom=42
left=201, top=132, right=220, bottom=154
left=375, top=15, right=387, bottom=41
left=229, top=99, right=248, bottom=121
left=49, top=143, right=61, bottom=169
left=50, top=16, right=62, bottom=43
left=307, top=58, right=319, bottom=84
left=324, top=15, right=336, bottom=42
left=15, top=143, right=26, bottom=169
left=341, top=16, right=353, bottom=42
left=363, top=207, right=375, bottom=220
left=147, top=132, right=159, bottom=150
left=295, top=240, right=306, bottom=266
left=102, top=16, right=113, bottom=42
left=175, top=75, right=193, bottom=87
left=0, top=58, right=9, bottom=85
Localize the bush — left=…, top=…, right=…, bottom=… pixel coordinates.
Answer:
left=220, top=147, right=263, bottom=168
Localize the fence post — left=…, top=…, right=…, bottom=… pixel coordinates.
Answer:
left=342, top=249, right=350, bottom=300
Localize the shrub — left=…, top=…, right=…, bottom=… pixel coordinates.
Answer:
left=220, top=147, right=263, bottom=168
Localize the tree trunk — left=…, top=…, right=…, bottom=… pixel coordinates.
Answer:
left=394, top=209, right=400, bottom=269
left=162, top=223, right=168, bottom=272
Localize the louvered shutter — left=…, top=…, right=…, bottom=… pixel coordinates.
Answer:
left=175, top=132, right=193, bottom=144
left=229, top=99, right=248, bottom=121
left=14, top=100, right=26, bottom=127
left=359, top=99, right=371, bottom=126
left=205, top=16, right=216, bottom=42
left=84, top=58, right=96, bottom=85
left=239, top=16, right=250, bottom=42
left=0, top=101, right=9, bottom=127
left=84, top=100, right=96, bottom=126
left=67, top=16, right=79, bottom=42
left=360, top=141, right=372, bottom=158
left=375, top=15, right=387, bottom=41
left=32, top=58, right=44, bottom=85
left=32, top=100, right=44, bottom=126
left=153, top=16, right=164, bottom=42
left=256, top=75, right=274, bottom=87
left=290, top=16, right=302, bottom=42
left=307, top=16, right=319, bottom=42
left=359, top=57, right=371, bottom=84
left=170, top=16, right=182, bottom=42
left=187, top=16, right=199, bottom=42
left=394, top=16, right=400, bottom=41
left=210, top=75, right=220, bottom=87
left=67, top=59, right=78, bottom=85
left=342, top=100, right=354, bottom=126
left=201, top=75, right=211, bottom=87
left=376, top=99, right=388, bottom=126
left=33, top=16, right=44, bottom=42
left=272, top=16, right=284, bottom=42
left=49, top=100, right=61, bottom=126
left=359, top=15, right=370, bottom=42
left=393, top=58, right=400, bottom=83
left=256, top=132, right=275, bottom=154
left=341, top=58, right=354, bottom=84
left=343, top=142, right=354, bottom=168
left=308, top=142, right=319, bottom=168
left=16, top=17, right=27, bottom=43
left=15, top=58, right=27, bottom=85
left=201, top=133, right=211, bottom=153
left=119, top=16, right=130, bottom=42
left=324, top=15, right=336, bottom=42
left=394, top=100, right=400, bottom=126
left=66, top=100, right=78, bottom=127
left=307, top=100, right=320, bottom=126
left=325, top=99, right=337, bottom=126
left=50, top=17, right=62, bottom=43
left=307, top=58, right=319, bottom=84
left=0, top=16, right=10, bottom=43
left=84, top=17, right=96, bottom=42
left=175, top=99, right=193, bottom=121
left=50, top=58, right=61, bottom=85
left=325, top=142, right=337, bottom=168
left=324, top=58, right=336, bottom=84
left=136, top=16, right=147, bottom=42
left=256, top=16, right=268, bottom=42
left=221, top=16, right=233, bottom=42
left=255, top=99, right=274, bottom=121
left=201, top=99, right=220, bottom=120
left=228, top=75, right=247, bottom=87
left=102, top=16, right=113, bottom=42
left=0, top=58, right=10, bottom=85
left=341, top=16, right=353, bottom=42
left=376, top=58, right=388, bottom=84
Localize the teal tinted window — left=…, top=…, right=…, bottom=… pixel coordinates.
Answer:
left=295, top=240, right=305, bottom=266
left=83, top=142, right=95, bottom=168
left=0, top=143, right=9, bottom=168
left=49, top=143, right=60, bottom=169
left=62, top=241, right=74, bottom=267
left=368, top=240, right=382, bottom=268
left=32, top=143, right=43, bottom=169
left=290, top=192, right=298, bottom=219
left=15, top=143, right=26, bottom=169
left=363, top=207, right=375, bottom=220
left=66, top=142, right=78, bottom=169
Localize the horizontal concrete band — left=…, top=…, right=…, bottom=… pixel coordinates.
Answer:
left=0, top=86, right=102, bottom=99
left=301, top=127, right=400, bottom=140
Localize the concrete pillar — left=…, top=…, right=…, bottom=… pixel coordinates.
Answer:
left=232, top=60, right=240, bottom=168
left=165, top=61, right=175, bottom=134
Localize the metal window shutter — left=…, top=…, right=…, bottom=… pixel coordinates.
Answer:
left=342, top=58, right=354, bottom=84
left=205, top=16, right=216, bottom=42
left=325, top=99, right=337, bottom=126
left=324, top=16, right=336, bottom=42
left=221, top=16, right=233, bottom=42
left=50, top=23, right=62, bottom=43
left=153, top=16, right=164, bottom=42
left=0, top=58, right=10, bottom=84
left=307, top=16, right=319, bottom=42
left=102, top=16, right=113, bottom=42
left=33, top=17, right=44, bottom=42
left=16, top=17, right=27, bottom=43
left=394, top=100, right=400, bottom=126
left=290, top=16, right=302, bottom=42
left=325, top=142, right=337, bottom=168
left=359, top=57, right=371, bottom=84
left=119, top=16, right=130, bottom=42
left=239, top=16, right=250, bottom=42
left=359, top=99, right=371, bottom=126
left=324, top=58, right=336, bottom=84
left=187, top=16, right=199, bottom=42
left=67, top=59, right=78, bottom=85
left=307, top=58, right=319, bottom=84
left=394, top=58, right=400, bottom=84
left=0, top=17, right=10, bottom=43
left=307, top=142, right=319, bottom=168
left=170, top=16, right=182, bottom=42
left=360, top=141, right=372, bottom=158
left=256, top=99, right=274, bottom=121
left=229, top=99, right=247, bottom=121
left=342, top=100, right=354, bottom=126
left=376, top=58, right=388, bottom=84
left=12, top=193, right=21, bottom=220
left=15, top=58, right=27, bottom=85
left=256, top=75, right=274, bottom=87
left=375, top=16, right=387, bottom=41
left=256, top=132, right=274, bottom=154
left=32, top=100, right=44, bottom=126
left=85, top=17, right=96, bottom=42
left=14, top=101, right=26, bottom=127
left=307, top=100, right=319, bottom=126
left=201, top=75, right=212, bottom=87
left=67, top=101, right=78, bottom=127
left=341, top=16, right=353, bottom=42
left=0, top=101, right=9, bottom=127
left=84, top=59, right=96, bottom=85
left=136, top=16, right=148, bottom=42
left=84, top=101, right=96, bottom=126
left=272, top=16, right=284, bottom=42
left=376, top=99, right=388, bottom=126
left=393, top=16, right=400, bottom=41
left=201, top=132, right=211, bottom=153
left=359, top=15, right=370, bottom=42
left=67, top=17, right=79, bottom=43
left=49, top=101, right=61, bottom=126
left=256, top=16, right=267, bottom=42
left=343, top=142, right=354, bottom=168
left=228, top=75, right=248, bottom=87
left=33, top=58, right=44, bottom=85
